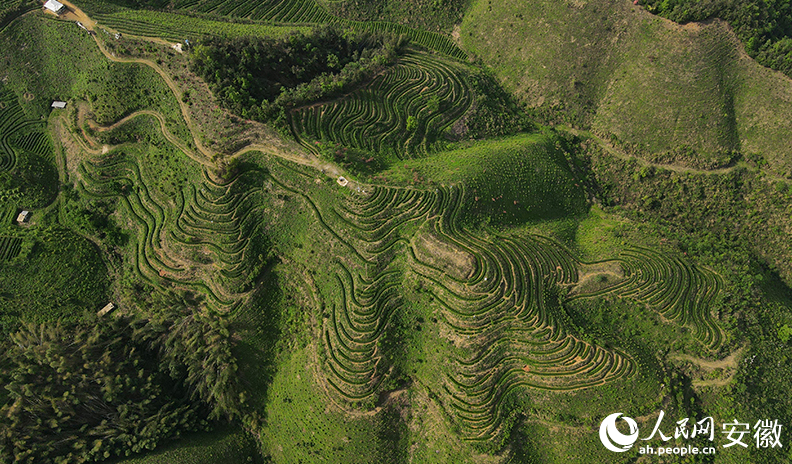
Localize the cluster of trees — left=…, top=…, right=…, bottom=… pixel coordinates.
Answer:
left=643, top=0, right=792, bottom=77
left=132, top=307, right=246, bottom=421
left=190, top=26, right=407, bottom=126
left=464, top=69, right=535, bottom=140
left=317, top=142, right=384, bottom=176
left=61, top=186, right=128, bottom=248
left=0, top=305, right=245, bottom=463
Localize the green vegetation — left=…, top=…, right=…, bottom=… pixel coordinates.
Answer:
left=133, top=305, right=247, bottom=421
left=107, top=428, right=259, bottom=464
left=318, top=0, right=470, bottom=33
left=642, top=0, right=792, bottom=78
left=0, top=87, right=58, bottom=208
left=460, top=0, right=792, bottom=175
left=176, top=0, right=332, bottom=23
left=0, top=0, right=36, bottom=33
left=376, top=134, right=584, bottom=225
left=1, top=0, right=792, bottom=462
left=1, top=17, right=190, bottom=145
left=261, top=348, right=396, bottom=463
left=293, top=50, right=531, bottom=161
left=0, top=235, right=22, bottom=260
left=238, top=157, right=717, bottom=457
left=0, top=318, right=207, bottom=464
left=191, top=26, right=407, bottom=123
left=78, top=0, right=468, bottom=59
left=0, top=228, right=109, bottom=334
left=93, top=10, right=308, bottom=42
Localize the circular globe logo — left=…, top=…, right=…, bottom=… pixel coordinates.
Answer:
left=599, top=413, right=639, bottom=453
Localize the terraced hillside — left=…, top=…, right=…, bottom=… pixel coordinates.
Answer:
left=257, top=156, right=724, bottom=443
left=173, top=0, right=332, bottom=23
left=0, top=235, right=22, bottom=261
left=4, top=5, right=785, bottom=462
left=64, top=87, right=725, bottom=448
left=292, top=51, right=473, bottom=160
left=91, top=10, right=307, bottom=42
left=0, top=88, right=51, bottom=173
left=88, top=0, right=467, bottom=60
left=77, top=120, right=269, bottom=311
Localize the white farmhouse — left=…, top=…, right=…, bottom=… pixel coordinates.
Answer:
left=43, top=0, right=66, bottom=15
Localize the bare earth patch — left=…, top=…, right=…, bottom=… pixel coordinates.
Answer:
left=412, top=228, right=475, bottom=281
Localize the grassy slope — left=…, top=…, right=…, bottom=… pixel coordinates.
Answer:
left=460, top=0, right=792, bottom=176
left=377, top=134, right=587, bottom=225
left=0, top=15, right=189, bottom=141
left=92, top=10, right=309, bottom=42
left=247, top=156, right=673, bottom=464
left=261, top=348, right=388, bottom=463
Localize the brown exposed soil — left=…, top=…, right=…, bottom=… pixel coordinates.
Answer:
left=412, top=227, right=475, bottom=280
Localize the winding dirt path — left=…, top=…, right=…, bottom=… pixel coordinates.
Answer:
left=54, top=0, right=354, bottom=183
left=669, top=346, right=744, bottom=388
left=564, top=127, right=741, bottom=176
left=91, top=41, right=214, bottom=162
left=82, top=107, right=202, bottom=161
left=567, top=127, right=791, bottom=185
left=670, top=346, right=744, bottom=370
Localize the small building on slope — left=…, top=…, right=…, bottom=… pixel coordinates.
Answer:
left=51, top=101, right=67, bottom=109
left=43, top=0, right=65, bottom=15
left=97, top=302, right=116, bottom=317
left=16, top=210, right=30, bottom=224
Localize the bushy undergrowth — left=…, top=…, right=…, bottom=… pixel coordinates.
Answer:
left=0, top=228, right=110, bottom=335
left=190, top=25, right=407, bottom=125
left=0, top=152, right=58, bottom=208
left=0, top=0, right=36, bottom=32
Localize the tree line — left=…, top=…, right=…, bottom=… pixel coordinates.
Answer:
left=643, top=0, right=792, bottom=77
left=190, top=25, right=408, bottom=127
left=0, top=305, right=245, bottom=463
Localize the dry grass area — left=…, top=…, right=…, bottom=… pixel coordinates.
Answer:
left=412, top=226, right=475, bottom=281
left=460, top=0, right=792, bottom=177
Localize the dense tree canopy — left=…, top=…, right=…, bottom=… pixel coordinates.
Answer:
left=0, top=307, right=246, bottom=463
left=190, top=25, right=407, bottom=123
left=0, top=319, right=205, bottom=463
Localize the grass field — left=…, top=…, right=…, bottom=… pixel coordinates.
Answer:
left=460, top=0, right=792, bottom=176
left=261, top=347, right=392, bottom=463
